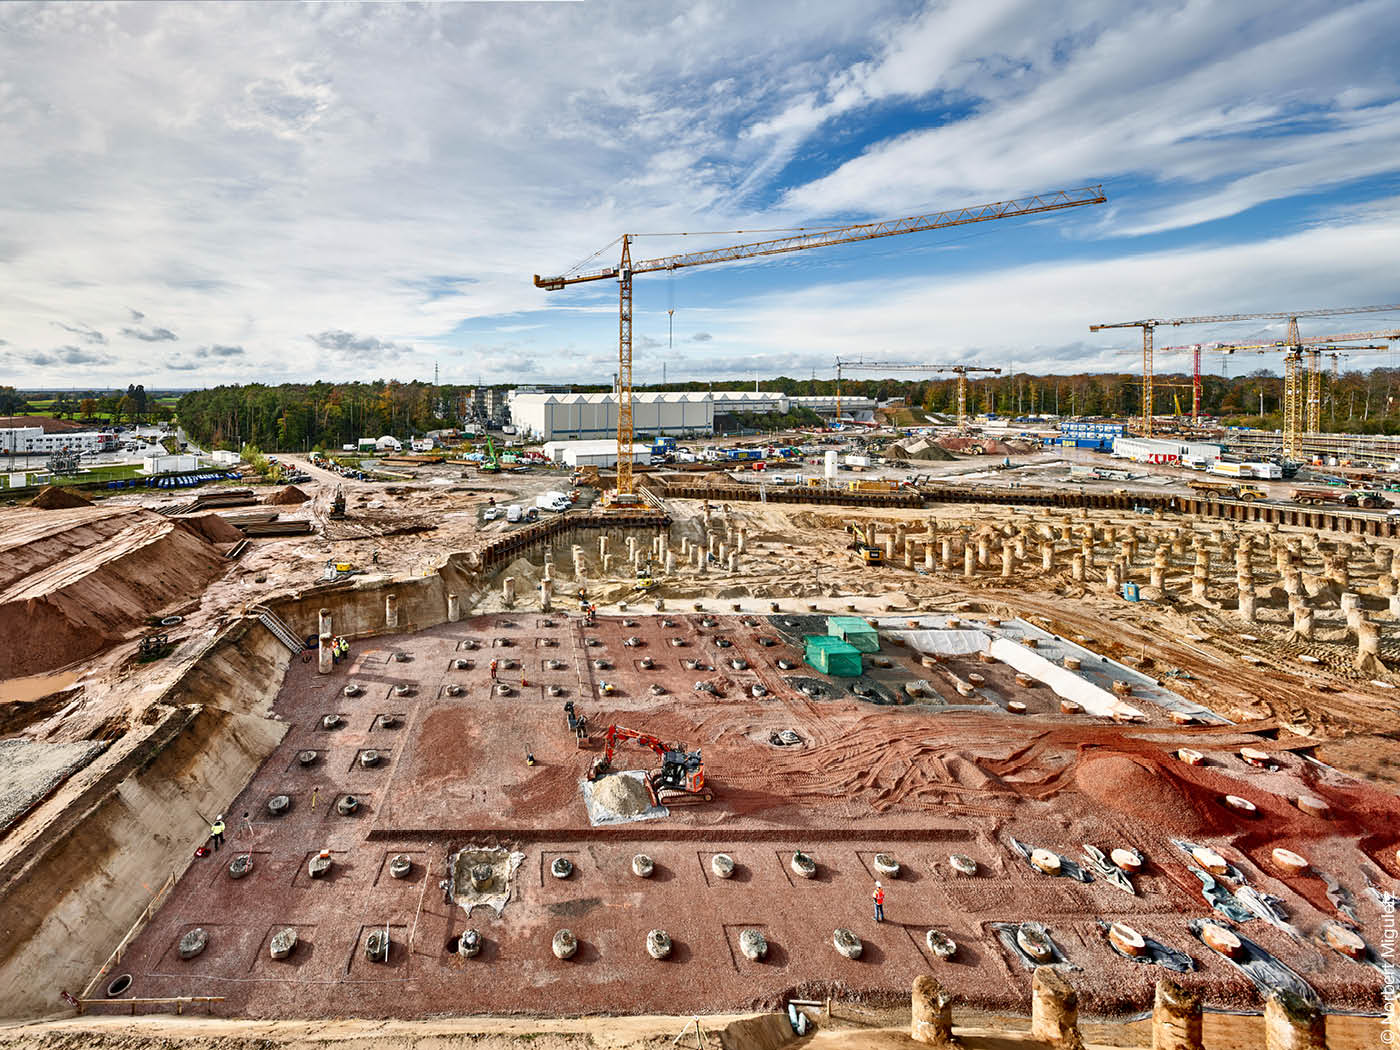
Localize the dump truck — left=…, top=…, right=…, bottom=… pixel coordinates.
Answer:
left=1292, top=487, right=1393, bottom=509
left=1186, top=479, right=1267, bottom=501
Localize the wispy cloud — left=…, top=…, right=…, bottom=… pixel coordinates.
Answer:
left=121, top=325, right=178, bottom=342
left=0, top=1, right=1394, bottom=386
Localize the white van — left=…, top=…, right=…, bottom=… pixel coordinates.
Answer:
left=536, top=491, right=571, bottom=512
left=506, top=505, right=523, bottom=523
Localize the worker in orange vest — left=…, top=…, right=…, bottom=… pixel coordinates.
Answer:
left=489, top=658, right=498, bottom=681
left=872, top=881, right=885, bottom=923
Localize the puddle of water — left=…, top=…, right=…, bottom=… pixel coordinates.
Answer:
left=0, top=669, right=79, bottom=704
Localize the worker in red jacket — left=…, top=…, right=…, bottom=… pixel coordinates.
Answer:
left=872, top=881, right=885, bottom=923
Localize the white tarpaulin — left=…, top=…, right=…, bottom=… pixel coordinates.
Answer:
left=891, top=629, right=991, bottom=656
left=988, top=637, right=1144, bottom=720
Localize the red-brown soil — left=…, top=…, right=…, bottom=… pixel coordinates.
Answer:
left=95, top=613, right=1400, bottom=1022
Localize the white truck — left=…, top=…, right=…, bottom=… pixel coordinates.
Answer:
left=535, top=491, right=571, bottom=512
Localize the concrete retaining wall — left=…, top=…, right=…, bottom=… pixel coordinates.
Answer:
left=0, top=704, right=285, bottom=1017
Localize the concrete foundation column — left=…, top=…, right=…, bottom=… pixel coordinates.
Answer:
left=1283, top=570, right=1302, bottom=597
left=1105, top=561, right=1121, bottom=591
left=1031, top=967, right=1085, bottom=1050
left=910, top=975, right=954, bottom=1046
left=1001, top=544, right=1014, bottom=578
left=964, top=545, right=976, bottom=578
left=977, top=537, right=990, bottom=567
left=318, top=632, right=332, bottom=674
left=1151, top=978, right=1203, bottom=1050
left=540, top=579, right=553, bottom=612
left=941, top=537, right=953, bottom=567
left=1071, top=553, right=1085, bottom=582
left=1014, top=536, right=1026, bottom=559
left=665, top=552, right=676, bottom=573
left=1357, top=618, right=1383, bottom=673
left=1150, top=565, right=1165, bottom=589
left=318, top=607, right=332, bottom=638
left=718, top=542, right=728, bottom=564
left=1238, top=585, right=1257, bottom=622
left=1263, top=991, right=1325, bottom=1050
left=1043, top=545, right=1055, bottom=572
left=727, top=552, right=737, bottom=572
left=447, top=593, right=461, bottom=623
left=1291, top=603, right=1313, bottom=639
left=885, top=536, right=896, bottom=561
left=924, top=544, right=935, bottom=571
left=598, top=537, right=608, bottom=560
left=708, top=534, right=718, bottom=558
left=737, top=528, right=747, bottom=554
left=906, top=545, right=915, bottom=570
left=385, top=593, right=399, bottom=629
left=1191, top=571, right=1208, bottom=602
left=697, top=547, right=707, bottom=575
left=502, top=578, right=515, bottom=604
left=602, top=554, right=612, bottom=574
left=895, top=524, right=907, bottom=553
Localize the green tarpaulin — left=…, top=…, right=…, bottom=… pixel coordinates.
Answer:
left=826, top=615, right=879, bottom=652
left=804, top=634, right=864, bottom=677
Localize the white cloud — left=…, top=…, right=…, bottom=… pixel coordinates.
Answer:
left=0, top=1, right=1395, bottom=386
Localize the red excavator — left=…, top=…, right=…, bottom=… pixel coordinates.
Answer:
left=587, top=724, right=713, bottom=804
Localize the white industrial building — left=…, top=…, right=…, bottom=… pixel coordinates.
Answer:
left=0, top=427, right=118, bottom=454
left=141, top=453, right=202, bottom=474
left=1111, top=436, right=1221, bottom=464
left=541, top=440, right=654, bottom=469
left=510, top=389, right=878, bottom=440
left=210, top=450, right=240, bottom=466
left=509, top=392, right=713, bottom=442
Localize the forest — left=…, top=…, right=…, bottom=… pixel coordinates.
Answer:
left=169, top=367, right=1400, bottom=452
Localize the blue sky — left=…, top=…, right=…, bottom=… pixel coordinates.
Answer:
left=2, top=0, right=1399, bottom=388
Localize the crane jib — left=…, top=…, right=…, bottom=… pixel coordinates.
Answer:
left=535, top=185, right=1106, bottom=289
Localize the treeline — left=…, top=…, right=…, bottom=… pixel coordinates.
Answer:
left=175, top=367, right=1400, bottom=452
left=176, top=381, right=465, bottom=451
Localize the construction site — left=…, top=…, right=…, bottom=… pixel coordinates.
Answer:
left=5, top=183, right=1400, bottom=1050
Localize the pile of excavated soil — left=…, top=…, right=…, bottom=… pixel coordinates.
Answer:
left=264, top=485, right=310, bottom=506
left=1073, top=753, right=1217, bottom=835
left=29, top=485, right=92, bottom=510
left=0, top=507, right=228, bottom=679
left=590, top=772, right=654, bottom=817
left=175, top=512, right=244, bottom=546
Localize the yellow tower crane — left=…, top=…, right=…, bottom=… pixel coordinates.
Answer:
left=1159, top=330, right=1400, bottom=459
left=1090, top=306, right=1400, bottom=440
left=833, top=359, right=1001, bottom=429
left=535, top=186, right=1106, bottom=502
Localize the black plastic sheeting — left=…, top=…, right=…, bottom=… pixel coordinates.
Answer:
left=1096, top=920, right=1194, bottom=972
left=1009, top=837, right=1093, bottom=883
left=1187, top=918, right=1318, bottom=1006
left=991, top=921, right=1077, bottom=971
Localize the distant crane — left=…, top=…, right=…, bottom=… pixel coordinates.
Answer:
left=1168, top=341, right=1392, bottom=459
left=536, top=186, right=1107, bottom=500
left=833, top=359, right=1001, bottom=429
left=1090, top=306, right=1400, bottom=439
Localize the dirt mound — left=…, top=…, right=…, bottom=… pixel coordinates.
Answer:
left=265, top=485, right=310, bottom=506
left=28, top=485, right=92, bottom=510
left=0, top=507, right=228, bottom=679
left=1073, top=753, right=1217, bottom=835
left=176, top=512, right=244, bottom=545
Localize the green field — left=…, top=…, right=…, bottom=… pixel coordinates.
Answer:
left=0, top=462, right=145, bottom=490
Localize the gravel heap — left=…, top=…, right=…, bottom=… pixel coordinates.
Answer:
left=591, top=772, right=654, bottom=818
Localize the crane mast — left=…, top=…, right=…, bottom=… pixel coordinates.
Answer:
left=1092, top=306, right=1400, bottom=441
left=537, top=186, right=1106, bottom=500
left=834, top=359, right=1001, bottom=430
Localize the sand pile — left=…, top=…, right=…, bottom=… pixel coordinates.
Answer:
left=265, top=485, right=310, bottom=506
left=1073, top=753, right=1216, bottom=835
left=0, top=507, right=228, bottom=679
left=176, top=512, right=244, bottom=545
left=591, top=772, right=654, bottom=817
left=29, top=485, right=92, bottom=510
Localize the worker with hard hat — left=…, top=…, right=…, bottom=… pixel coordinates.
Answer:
left=209, top=815, right=226, bottom=851
left=872, top=881, right=885, bottom=923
